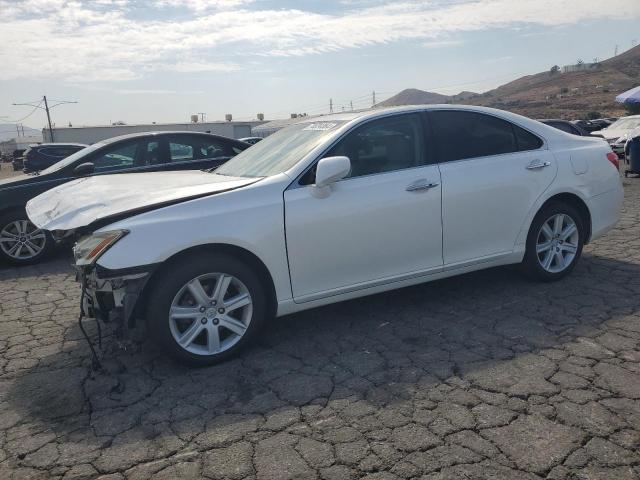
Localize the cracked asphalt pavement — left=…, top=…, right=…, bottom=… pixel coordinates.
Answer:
left=1, top=164, right=640, bottom=479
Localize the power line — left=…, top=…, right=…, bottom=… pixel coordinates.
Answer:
left=13, top=96, right=77, bottom=142
left=4, top=100, right=43, bottom=123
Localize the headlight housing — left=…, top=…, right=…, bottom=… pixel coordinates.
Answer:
left=73, top=230, right=128, bottom=266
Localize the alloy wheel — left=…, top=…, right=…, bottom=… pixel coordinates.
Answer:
left=169, top=272, right=253, bottom=356
left=0, top=219, right=47, bottom=260
left=536, top=213, right=579, bottom=273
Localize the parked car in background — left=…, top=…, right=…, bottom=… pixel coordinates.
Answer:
left=572, top=120, right=603, bottom=133
left=589, top=119, right=613, bottom=130
left=239, top=137, right=263, bottom=145
left=539, top=119, right=597, bottom=137
left=27, top=105, right=623, bottom=366
left=0, top=131, right=249, bottom=265
left=22, top=143, right=87, bottom=173
left=11, top=149, right=26, bottom=171
left=593, top=115, right=640, bottom=158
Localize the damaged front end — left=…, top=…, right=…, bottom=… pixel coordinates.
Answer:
left=73, top=229, right=155, bottom=369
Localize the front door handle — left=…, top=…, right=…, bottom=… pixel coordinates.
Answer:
left=406, top=179, right=439, bottom=192
left=526, top=160, right=551, bottom=170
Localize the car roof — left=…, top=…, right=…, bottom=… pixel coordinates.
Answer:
left=95, top=131, right=240, bottom=145
left=292, top=104, right=546, bottom=126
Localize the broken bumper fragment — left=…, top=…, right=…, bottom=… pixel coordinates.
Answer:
left=77, top=265, right=155, bottom=329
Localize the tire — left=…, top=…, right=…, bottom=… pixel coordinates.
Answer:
left=0, top=211, right=53, bottom=265
left=146, top=252, right=268, bottom=366
left=521, top=202, right=585, bottom=282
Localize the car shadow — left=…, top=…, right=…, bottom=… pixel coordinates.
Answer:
left=4, top=251, right=640, bottom=455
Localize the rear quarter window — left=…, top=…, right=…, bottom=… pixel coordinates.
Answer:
left=514, top=125, right=543, bottom=151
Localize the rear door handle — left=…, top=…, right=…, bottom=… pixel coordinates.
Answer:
left=406, top=179, right=439, bottom=192
left=526, top=160, right=551, bottom=170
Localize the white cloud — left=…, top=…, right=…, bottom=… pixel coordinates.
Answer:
left=170, top=61, right=241, bottom=72
left=0, top=0, right=638, bottom=82
left=154, top=0, right=253, bottom=11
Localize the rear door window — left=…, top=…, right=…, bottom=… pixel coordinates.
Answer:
left=430, top=110, right=541, bottom=162
left=167, top=135, right=231, bottom=163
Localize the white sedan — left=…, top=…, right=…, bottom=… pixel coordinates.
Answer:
left=27, top=105, right=623, bottom=366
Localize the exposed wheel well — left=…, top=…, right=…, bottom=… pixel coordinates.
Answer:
left=538, top=193, right=592, bottom=242
left=134, top=243, right=278, bottom=324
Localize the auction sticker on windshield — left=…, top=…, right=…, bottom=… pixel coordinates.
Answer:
left=303, top=122, right=338, bottom=131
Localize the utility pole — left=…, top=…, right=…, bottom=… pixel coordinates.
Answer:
left=43, top=96, right=54, bottom=142
left=329, top=98, right=333, bottom=113
left=13, top=96, right=77, bottom=142
left=372, top=91, right=376, bottom=106
left=615, top=44, right=619, bottom=57
left=350, top=101, right=353, bottom=111
left=198, top=112, right=206, bottom=122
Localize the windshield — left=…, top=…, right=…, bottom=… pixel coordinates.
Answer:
left=608, top=117, right=640, bottom=131
left=216, top=121, right=346, bottom=178
left=40, top=143, right=102, bottom=174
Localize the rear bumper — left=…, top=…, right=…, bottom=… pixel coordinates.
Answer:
left=587, top=185, right=624, bottom=242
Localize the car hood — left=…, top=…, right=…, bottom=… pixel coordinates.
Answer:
left=26, top=170, right=258, bottom=232
left=595, top=128, right=633, bottom=141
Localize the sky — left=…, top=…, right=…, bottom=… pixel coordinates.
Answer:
left=1, top=0, right=639, bottom=130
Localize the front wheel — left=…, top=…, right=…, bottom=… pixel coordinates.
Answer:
left=521, top=202, right=585, bottom=281
left=0, top=211, right=53, bottom=265
left=146, top=253, right=268, bottom=366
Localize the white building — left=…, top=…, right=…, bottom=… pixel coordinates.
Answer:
left=0, top=135, right=43, bottom=155
left=562, top=62, right=598, bottom=74
left=43, top=120, right=266, bottom=144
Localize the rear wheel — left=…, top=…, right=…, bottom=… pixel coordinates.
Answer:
left=146, top=253, right=268, bottom=366
left=0, top=211, right=53, bottom=265
left=522, top=202, right=584, bottom=281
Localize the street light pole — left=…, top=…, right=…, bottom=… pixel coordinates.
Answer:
left=43, top=96, right=54, bottom=142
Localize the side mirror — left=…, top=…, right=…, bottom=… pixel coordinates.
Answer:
left=315, top=156, right=351, bottom=187
left=73, top=162, right=95, bottom=176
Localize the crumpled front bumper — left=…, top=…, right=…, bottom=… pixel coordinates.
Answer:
left=77, top=264, right=154, bottom=329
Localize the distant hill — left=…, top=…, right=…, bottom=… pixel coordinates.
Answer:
left=0, top=123, right=41, bottom=142
left=378, top=88, right=449, bottom=107
left=379, top=45, right=640, bottom=119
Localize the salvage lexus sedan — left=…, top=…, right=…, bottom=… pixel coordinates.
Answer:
left=26, top=106, right=623, bottom=366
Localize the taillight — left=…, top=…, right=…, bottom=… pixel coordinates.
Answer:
left=606, top=151, right=619, bottom=170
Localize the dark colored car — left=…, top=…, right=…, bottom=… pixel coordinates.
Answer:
left=239, top=136, right=263, bottom=145
left=539, top=119, right=605, bottom=138
left=0, top=131, right=249, bottom=265
left=572, top=120, right=605, bottom=133
left=22, top=143, right=88, bottom=173
left=11, top=149, right=26, bottom=171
